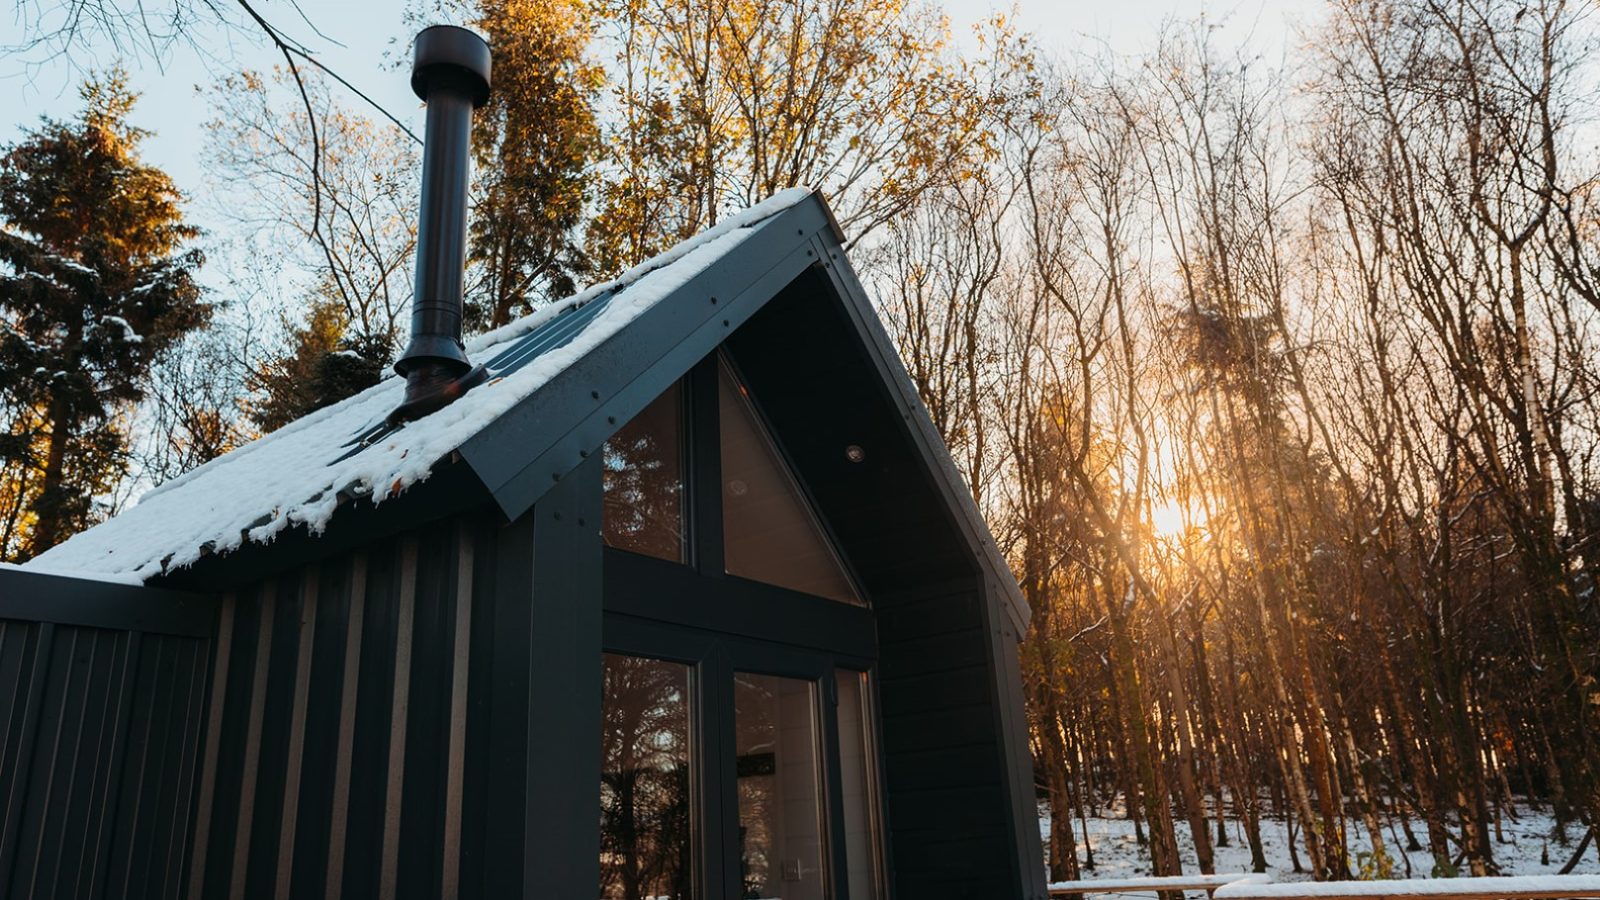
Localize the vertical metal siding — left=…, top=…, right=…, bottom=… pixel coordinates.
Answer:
left=318, top=556, right=364, bottom=900
left=378, top=540, right=416, bottom=900
left=0, top=588, right=211, bottom=900
left=439, top=531, right=473, bottom=898
left=109, top=630, right=209, bottom=900
left=0, top=503, right=537, bottom=900
left=185, top=509, right=504, bottom=900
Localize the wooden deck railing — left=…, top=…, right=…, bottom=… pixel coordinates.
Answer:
left=1046, top=873, right=1600, bottom=900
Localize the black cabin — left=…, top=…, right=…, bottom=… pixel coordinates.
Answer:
left=1, top=25, right=1046, bottom=900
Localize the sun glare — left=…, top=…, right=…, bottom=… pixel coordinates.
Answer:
left=1149, top=498, right=1199, bottom=538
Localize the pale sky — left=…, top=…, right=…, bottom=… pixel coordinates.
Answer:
left=0, top=0, right=1325, bottom=244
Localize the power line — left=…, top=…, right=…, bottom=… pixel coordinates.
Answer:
left=233, top=0, right=422, bottom=145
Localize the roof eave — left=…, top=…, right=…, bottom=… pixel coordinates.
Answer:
left=802, top=225, right=1033, bottom=635
left=147, top=454, right=494, bottom=592
left=455, top=190, right=1031, bottom=635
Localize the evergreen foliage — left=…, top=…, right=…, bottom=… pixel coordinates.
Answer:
left=0, top=73, right=208, bottom=558
left=246, top=297, right=390, bottom=433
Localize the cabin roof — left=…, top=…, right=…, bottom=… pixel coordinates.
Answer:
left=28, top=189, right=1028, bottom=630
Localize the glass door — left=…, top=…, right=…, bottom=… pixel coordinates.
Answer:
left=597, top=632, right=885, bottom=900
left=732, top=672, right=828, bottom=900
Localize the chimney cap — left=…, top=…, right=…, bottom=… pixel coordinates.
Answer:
left=411, top=25, right=492, bottom=107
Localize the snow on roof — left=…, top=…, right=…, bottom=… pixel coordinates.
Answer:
left=0, top=560, right=142, bottom=586
left=28, top=189, right=813, bottom=584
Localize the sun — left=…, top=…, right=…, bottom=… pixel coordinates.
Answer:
left=1149, top=497, right=1202, bottom=538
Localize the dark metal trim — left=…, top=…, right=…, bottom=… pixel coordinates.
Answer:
left=821, top=662, right=852, bottom=900
left=459, top=198, right=833, bottom=518
left=861, top=664, right=898, bottom=900
left=0, top=569, right=214, bottom=637
left=802, top=233, right=1031, bottom=633
left=603, top=548, right=877, bottom=661
left=523, top=456, right=605, bottom=897
left=686, top=356, right=725, bottom=576
left=978, top=580, right=1050, bottom=897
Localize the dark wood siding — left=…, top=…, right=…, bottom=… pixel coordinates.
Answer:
left=184, top=504, right=563, bottom=900
left=874, top=580, right=1031, bottom=899
left=0, top=572, right=213, bottom=900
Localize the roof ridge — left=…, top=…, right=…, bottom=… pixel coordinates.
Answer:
left=466, top=187, right=814, bottom=354
left=28, top=188, right=816, bottom=582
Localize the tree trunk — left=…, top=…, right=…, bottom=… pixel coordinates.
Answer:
left=26, top=395, right=73, bottom=557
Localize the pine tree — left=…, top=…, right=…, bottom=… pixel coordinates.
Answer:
left=0, top=72, right=209, bottom=559
left=246, top=296, right=389, bottom=434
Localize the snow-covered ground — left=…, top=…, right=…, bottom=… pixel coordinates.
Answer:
left=1041, top=801, right=1599, bottom=895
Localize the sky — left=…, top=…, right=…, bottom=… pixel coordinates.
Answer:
left=0, top=0, right=1325, bottom=247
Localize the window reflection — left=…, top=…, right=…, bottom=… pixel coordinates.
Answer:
left=599, top=653, right=695, bottom=900
left=603, top=383, right=686, bottom=562
left=734, top=672, right=828, bottom=900
left=718, top=360, right=863, bottom=605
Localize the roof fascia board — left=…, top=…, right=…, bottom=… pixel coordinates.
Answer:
left=804, top=231, right=1033, bottom=635
left=150, top=456, right=492, bottom=592
left=460, top=197, right=834, bottom=520
left=0, top=568, right=215, bottom=637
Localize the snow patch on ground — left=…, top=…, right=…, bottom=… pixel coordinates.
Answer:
left=1042, top=803, right=1599, bottom=897
left=1214, top=874, right=1600, bottom=898
left=26, top=188, right=813, bottom=584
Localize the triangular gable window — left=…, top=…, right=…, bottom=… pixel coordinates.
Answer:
left=718, top=358, right=864, bottom=605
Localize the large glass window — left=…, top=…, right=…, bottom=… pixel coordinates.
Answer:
left=734, top=672, right=829, bottom=900
left=599, top=654, right=695, bottom=900
left=603, top=383, right=686, bottom=562
left=718, top=361, right=863, bottom=605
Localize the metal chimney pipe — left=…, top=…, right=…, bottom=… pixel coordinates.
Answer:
left=389, top=25, right=492, bottom=426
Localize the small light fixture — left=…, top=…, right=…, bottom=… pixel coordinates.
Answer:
left=845, top=444, right=866, bottom=464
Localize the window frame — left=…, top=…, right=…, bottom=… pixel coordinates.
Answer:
left=715, top=353, right=866, bottom=605
left=601, top=618, right=884, bottom=900
left=599, top=355, right=891, bottom=899
left=604, top=352, right=870, bottom=609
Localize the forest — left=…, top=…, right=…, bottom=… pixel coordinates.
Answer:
left=2, top=0, right=1599, bottom=884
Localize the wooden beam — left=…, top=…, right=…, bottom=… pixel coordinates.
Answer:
left=1216, top=876, right=1600, bottom=900
left=1047, top=874, right=1600, bottom=900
